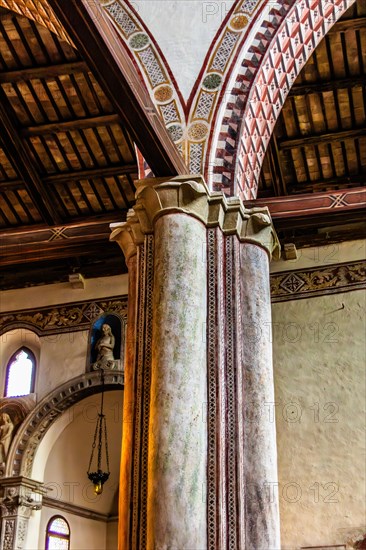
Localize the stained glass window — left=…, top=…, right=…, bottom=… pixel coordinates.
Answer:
left=46, top=516, right=70, bottom=550
left=5, top=348, right=36, bottom=397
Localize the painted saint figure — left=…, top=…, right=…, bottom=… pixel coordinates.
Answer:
left=95, top=324, right=115, bottom=362
left=0, top=413, right=14, bottom=463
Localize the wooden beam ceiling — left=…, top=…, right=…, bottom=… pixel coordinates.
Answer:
left=48, top=0, right=188, bottom=177
left=0, top=86, right=60, bottom=225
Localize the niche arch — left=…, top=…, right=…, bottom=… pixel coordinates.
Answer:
left=88, top=313, right=125, bottom=372
left=5, top=370, right=124, bottom=478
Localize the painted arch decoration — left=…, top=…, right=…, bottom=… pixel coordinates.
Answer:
left=100, top=0, right=355, bottom=197
left=0, top=0, right=357, bottom=196
left=211, top=0, right=357, bottom=198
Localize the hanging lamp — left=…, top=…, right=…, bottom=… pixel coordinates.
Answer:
left=87, top=370, right=110, bottom=495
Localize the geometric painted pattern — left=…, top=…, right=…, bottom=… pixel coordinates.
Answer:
left=211, top=0, right=356, bottom=198
left=271, top=260, right=366, bottom=302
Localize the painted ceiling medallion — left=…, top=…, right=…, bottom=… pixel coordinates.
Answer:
left=129, top=32, right=150, bottom=50
left=188, top=123, right=209, bottom=141
left=168, top=124, right=184, bottom=143
left=229, top=14, right=248, bottom=30
left=154, top=85, right=174, bottom=103
left=202, top=74, right=222, bottom=91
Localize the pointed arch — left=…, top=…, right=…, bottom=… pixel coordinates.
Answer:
left=208, top=0, right=356, bottom=197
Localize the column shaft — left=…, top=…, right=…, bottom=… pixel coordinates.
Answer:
left=148, top=214, right=207, bottom=549
left=240, top=244, right=280, bottom=549
left=118, top=254, right=137, bottom=550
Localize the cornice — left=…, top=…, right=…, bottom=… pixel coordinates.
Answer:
left=271, top=260, right=366, bottom=302
left=0, top=296, right=127, bottom=336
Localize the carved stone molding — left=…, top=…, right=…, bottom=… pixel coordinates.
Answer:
left=5, top=371, right=123, bottom=479
left=0, top=296, right=128, bottom=336
left=0, top=477, right=45, bottom=550
left=110, top=176, right=280, bottom=261
left=271, top=261, right=366, bottom=302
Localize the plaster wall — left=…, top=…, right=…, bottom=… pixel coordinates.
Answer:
left=133, top=0, right=235, bottom=99
left=43, top=391, right=123, bottom=515
left=0, top=274, right=128, bottom=400
left=0, top=274, right=128, bottom=312
left=37, top=507, right=107, bottom=550
left=272, top=289, right=366, bottom=548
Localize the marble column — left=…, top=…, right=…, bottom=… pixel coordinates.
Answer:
left=112, top=177, right=281, bottom=550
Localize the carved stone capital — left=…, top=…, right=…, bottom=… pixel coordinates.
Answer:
left=110, top=210, right=144, bottom=263
left=0, top=477, right=44, bottom=517
left=114, top=176, right=280, bottom=260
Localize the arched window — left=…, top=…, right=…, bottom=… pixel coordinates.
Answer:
left=5, top=347, right=36, bottom=397
left=45, top=516, right=70, bottom=550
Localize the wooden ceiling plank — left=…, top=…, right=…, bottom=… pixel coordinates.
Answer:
left=101, top=178, right=119, bottom=211
left=54, top=75, right=76, bottom=118
left=0, top=88, right=61, bottom=225
left=113, top=175, right=130, bottom=210
left=82, top=71, right=103, bottom=113
left=0, top=61, right=88, bottom=84
left=1, top=190, right=22, bottom=223
left=86, top=178, right=108, bottom=213
left=105, top=125, right=125, bottom=165
left=91, top=127, right=111, bottom=165
left=39, top=134, right=60, bottom=172
left=38, top=78, right=64, bottom=119
left=28, top=19, right=52, bottom=64
left=0, top=18, right=22, bottom=66
left=75, top=180, right=94, bottom=212
left=12, top=16, right=37, bottom=66
left=288, top=76, right=366, bottom=97
left=279, top=127, right=366, bottom=149
left=21, top=113, right=121, bottom=136
left=329, top=15, right=366, bottom=33
left=13, top=188, right=34, bottom=222
left=48, top=0, right=187, bottom=176
left=78, top=128, right=99, bottom=167
left=11, top=82, right=37, bottom=123
left=69, top=72, right=91, bottom=116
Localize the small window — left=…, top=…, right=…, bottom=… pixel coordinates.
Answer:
left=46, top=516, right=70, bottom=550
left=5, top=347, right=36, bottom=397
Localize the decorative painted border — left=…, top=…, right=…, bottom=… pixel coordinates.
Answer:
left=0, top=296, right=128, bottom=335
left=101, top=0, right=267, bottom=175
left=211, top=0, right=356, bottom=197
left=270, top=260, right=366, bottom=302
left=101, top=0, right=186, bottom=152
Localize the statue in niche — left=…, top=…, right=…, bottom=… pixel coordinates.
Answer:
left=0, top=413, right=14, bottom=463
left=96, top=323, right=115, bottom=362
left=93, top=323, right=120, bottom=370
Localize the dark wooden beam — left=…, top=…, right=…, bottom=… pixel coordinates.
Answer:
left=288, top=75, right=366, bottom=97
left=0, top=87, right=61, bottom=225
left=245, top=186, right=366, bottom=220
left=0, top=61, right=88, bottom=83
left=21, top=114, right=122, bottom=136
left=45, top=163, right=138, bottom=183
left=278, top=127, right=366, bottom=149
left=287, top=174, right=365, bottom=193
left=329, top=15, right=366, bottom=33
left=48, top=0, right=188, bottom=177
left=0, top=164, right=137, bottom=193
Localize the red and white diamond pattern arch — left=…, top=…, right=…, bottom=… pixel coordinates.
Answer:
left=101, top=0, right=354, bottom=197
left=210, top=0, right=356, bottom=198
